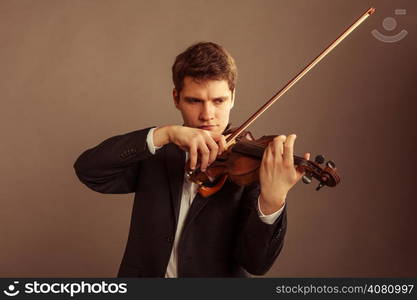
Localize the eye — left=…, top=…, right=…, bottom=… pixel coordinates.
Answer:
left=214, top=99, right=225, bottom=104
left=186, top=98, right=201, bottom=104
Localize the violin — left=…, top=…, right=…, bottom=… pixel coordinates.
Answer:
left=186, top=7, right=375, bottom=197
left=188, top=129, right=341, bottom=197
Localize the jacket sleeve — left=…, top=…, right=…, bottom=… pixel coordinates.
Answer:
left=234, top=182, right=287, bottom=275
left=73, top=127, right=155, bottom=194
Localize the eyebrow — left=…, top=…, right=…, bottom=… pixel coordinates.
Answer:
left=183, top=96, right=228, bottom=101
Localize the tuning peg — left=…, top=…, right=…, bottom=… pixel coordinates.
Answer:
left=316, top=182, right=325, bottom=191
left=326, top=160, right=336, bottom=168
left=302, top=173, right=312, bottom=184
left=315, top=154, right=325, bottom=164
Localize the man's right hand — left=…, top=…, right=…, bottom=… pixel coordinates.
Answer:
left=153, top=125, right=226, bottom=172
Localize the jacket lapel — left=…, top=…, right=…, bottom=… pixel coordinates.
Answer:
left=182, top=192, right=210, bottom=231
left=164, top=143, right=185, bottom=228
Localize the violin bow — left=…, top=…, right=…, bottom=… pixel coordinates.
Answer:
left=226, top=7, right=375, bottom=148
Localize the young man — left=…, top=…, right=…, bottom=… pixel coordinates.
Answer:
left=74, top=42, right=308, bottom=277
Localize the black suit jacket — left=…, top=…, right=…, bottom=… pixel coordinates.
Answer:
left=73, top=127, right=287, bottom=277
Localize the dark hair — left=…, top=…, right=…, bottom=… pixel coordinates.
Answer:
left=172, top=42, right=237, bottom=94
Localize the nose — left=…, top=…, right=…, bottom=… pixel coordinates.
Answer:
left=199, top=101, right=215, bottom=121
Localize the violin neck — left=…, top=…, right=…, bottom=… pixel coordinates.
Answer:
left=231, top=141, right=304, bottom=164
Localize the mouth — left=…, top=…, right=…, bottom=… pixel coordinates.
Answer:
left=198, top=125, right=217, bottom=130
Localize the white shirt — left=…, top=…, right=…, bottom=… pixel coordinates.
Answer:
left=146, top=127, right=284, bottom=277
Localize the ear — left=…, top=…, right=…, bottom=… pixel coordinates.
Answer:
left=230, top=89, right=235, bottom=109
left=173, top=88, right=180, bottom=109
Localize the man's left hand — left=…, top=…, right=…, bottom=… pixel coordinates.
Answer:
left=259, top=134, right=310, bottom=215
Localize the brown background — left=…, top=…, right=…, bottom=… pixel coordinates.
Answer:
left=1, top=0, right=416, bottom=277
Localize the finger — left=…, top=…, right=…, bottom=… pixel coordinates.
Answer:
left=203, top=130, right=220, bottom=161
left=220, top=135, right=227, bottom=154
left=189, top=143, right=198, bottom=170
left=272, top=135, right=286, bottom=161
left=217, top=135, right=227, bottom=155
left=261, top=142, right=273, bottom=172
left=283, top=134, right=296, bottom=167
left=208, top=131, right=222, bottom=141
left=205, top=136, right=219, bottom=166
left=304, top=152, right=310, bottom=161
left=198, top=142, right=210, bottom=172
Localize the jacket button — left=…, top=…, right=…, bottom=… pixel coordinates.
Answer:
left=166, top=236, right=173, bottom=243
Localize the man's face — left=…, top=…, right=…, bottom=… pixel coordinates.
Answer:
left=173, top=76, right=234, bottom=135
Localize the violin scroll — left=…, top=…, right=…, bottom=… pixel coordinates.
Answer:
left=298, top=154, right=341, bottom=191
